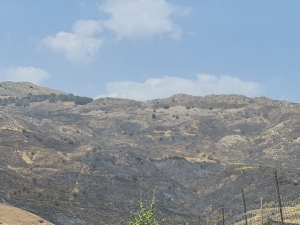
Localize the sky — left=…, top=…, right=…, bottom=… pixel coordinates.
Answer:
left=1, top=0, right=300, bottom=102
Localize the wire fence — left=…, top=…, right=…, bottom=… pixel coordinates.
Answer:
left=209, top=170, right=300, bottom=225
left=224, top=195, right=300, bottom=225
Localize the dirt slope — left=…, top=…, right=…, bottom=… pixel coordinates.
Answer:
left=0, top=204, right=53, bottom=225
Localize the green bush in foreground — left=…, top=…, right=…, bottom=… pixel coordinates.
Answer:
left=130, top=195, right=166, bottom=225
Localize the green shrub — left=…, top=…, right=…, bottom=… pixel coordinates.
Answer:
left=263, top=219, right=273, bottom=225
left=162, top=105, right=169, bottom=109
left=130, top=195, right=166, bottom=225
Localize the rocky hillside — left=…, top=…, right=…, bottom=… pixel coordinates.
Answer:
left=0, top=82, right=300, bottom=224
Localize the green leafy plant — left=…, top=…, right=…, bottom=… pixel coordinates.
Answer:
left=263, top=219, right=273, bottom=225
left=129, top=194, right=166, bottom=225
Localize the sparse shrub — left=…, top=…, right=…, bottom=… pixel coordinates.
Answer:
left=207, top=155, right=214, bottom=160
left=36, top=136, right=43, bottom=141
left=152, top=113, right=156, bottom=119
left=161, top=155, right=186, bottom=161
left=131, top=175, right=138, bottom=182
left=209, top=106, right=213, bottom=110
left=162, top=105, right=169, bottom=109
left=176, top=115, right=179, bottom=119
left=186, top=106, right=190, bottom=109
left=68, top=140, right=75, bottom=145
left=292, top=179, right=299, bottom=186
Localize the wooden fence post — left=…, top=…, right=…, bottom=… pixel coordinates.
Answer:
left=222, top=207, right=225, bottom=225
left=275, top=170, right=284, bottom=225
left=242, top=189, right=248, bottom=225
left=261, top=197, right=263, bottom=225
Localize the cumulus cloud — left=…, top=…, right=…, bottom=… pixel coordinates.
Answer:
left=42, top=20, right=103, bottom=65
left=96, top=74, right=264, bottom=101
left=99, top=0, right=190, bottom=40
left=0, top=66, right=50, bottom=84
left=42, top=1, right=189, bottom=64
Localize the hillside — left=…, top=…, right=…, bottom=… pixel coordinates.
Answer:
left=0, top=82, right=300, bottom=224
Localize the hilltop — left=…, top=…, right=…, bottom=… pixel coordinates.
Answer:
left=0, top=83, right=299, bottom=224
left=0, top=81, right=65, bottom=98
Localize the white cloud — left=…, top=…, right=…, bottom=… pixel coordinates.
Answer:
left=96, top=74, right=264, bottom=101
left=42, top=20, right=103, bottom=65
left=0, top=66, right=50, bottom=84
left=99, top=0, right=190, bottom=40
left=42, top=1, right=189, bottom=63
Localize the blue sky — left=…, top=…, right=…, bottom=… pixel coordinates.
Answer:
left=1, top=0, right=300, bottom=102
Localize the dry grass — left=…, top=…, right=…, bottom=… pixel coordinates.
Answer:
left=230, top=205, right=300, bottom=225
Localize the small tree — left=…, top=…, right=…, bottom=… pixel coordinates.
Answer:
left=130, top=195, right=166, bottom=225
